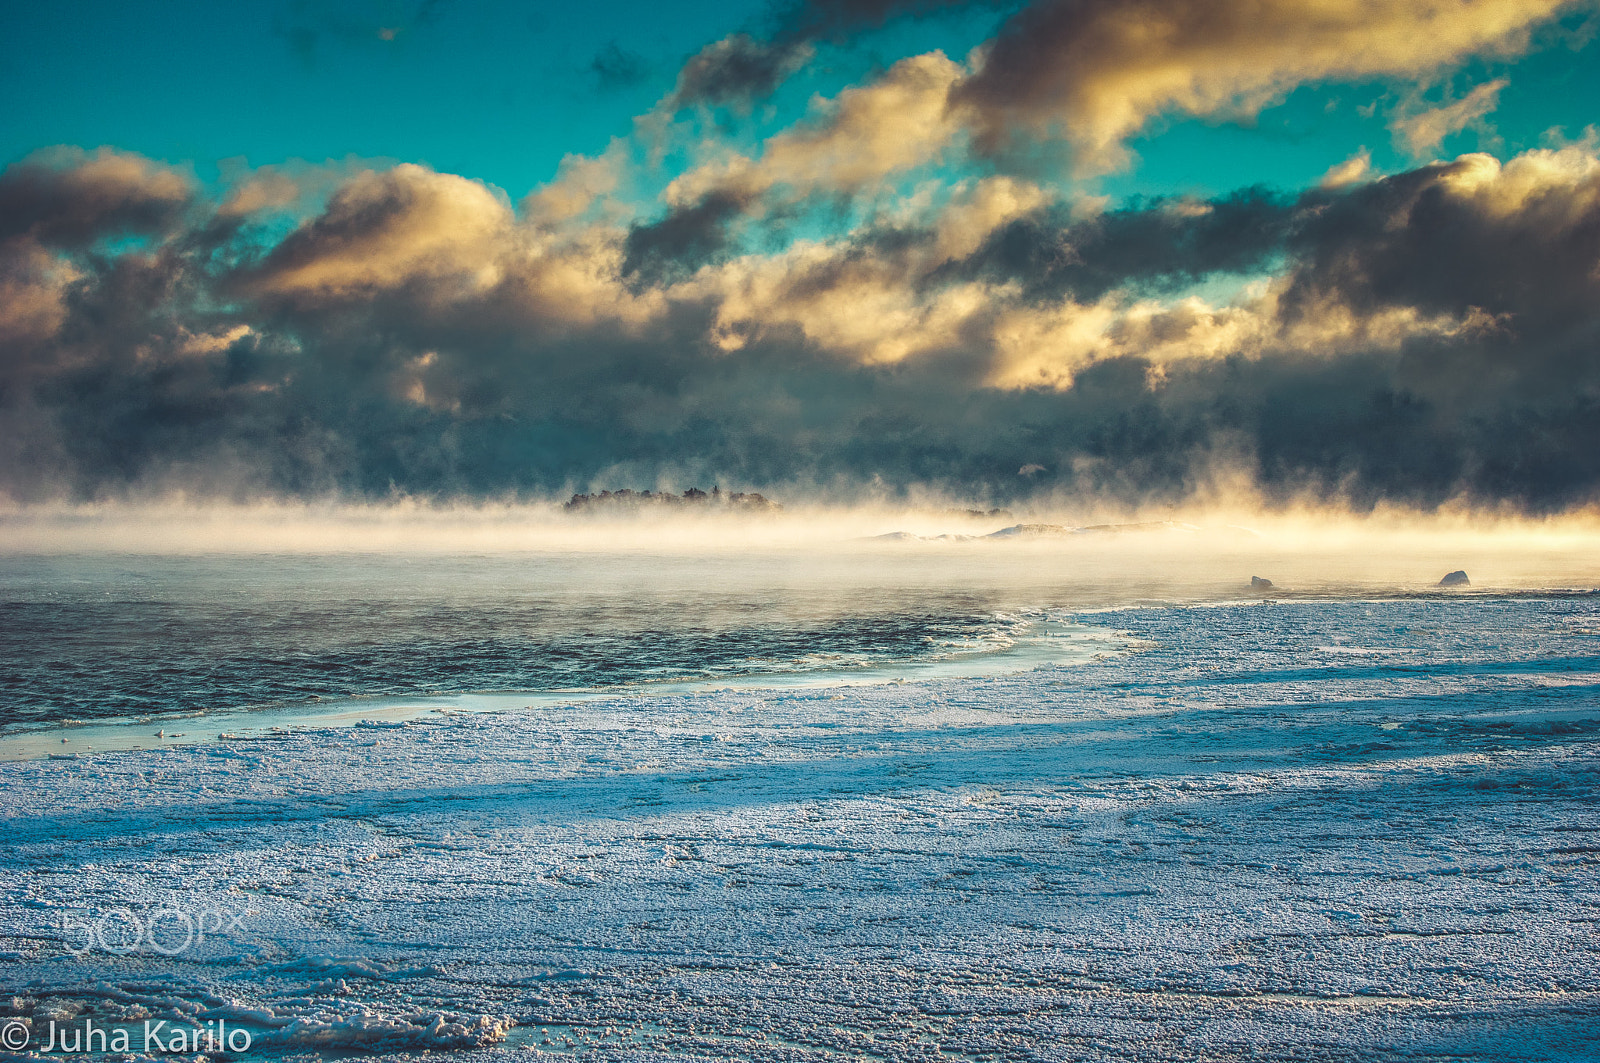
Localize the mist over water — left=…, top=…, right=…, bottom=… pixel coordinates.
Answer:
left=4, top=505, right=1600, bottom=731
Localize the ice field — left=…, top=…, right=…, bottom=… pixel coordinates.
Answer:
left=2, top=592, right=1598, bottom=1061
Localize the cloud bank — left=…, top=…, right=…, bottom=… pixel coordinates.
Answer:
left=3, top=0, right=1599, bottom=512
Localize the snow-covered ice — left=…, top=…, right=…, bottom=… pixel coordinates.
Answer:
left=2, top=597, right=1598, bottom=1060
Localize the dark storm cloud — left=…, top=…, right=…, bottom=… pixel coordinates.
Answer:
left=0, top=148, right=193, bottom=248
left=620, top=191, right=751, bottom=285
left=667, top=0, right=1002, bottom=109
left=667, top=34, right=812, bottom=110
left=743, top=184, right=1292, bottom=314
left=940, top=187, right=1294, bottom=302
left=4, top=148, right=1600, bottom=511
left=1284, top=155, right=1600, bottom=337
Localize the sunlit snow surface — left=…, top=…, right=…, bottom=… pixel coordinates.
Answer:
left=2, top=596, right=1599, bottom=1060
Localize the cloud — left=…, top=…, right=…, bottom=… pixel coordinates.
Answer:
left=952, top=0, right=1579, bottom=170
left=589, top=42, right=651, bottom=92
left=633, top=51, right=967, bottom=281
left=521, top=142, right=629, bottom=228
left=621, top=190, right=753, bottom=284
left=1319, top=149, right=1374, bottom=189
left=239, top=163, right=513, bottom=301
left=214, top=157, right=389, bottom=223
left=726, top=51, right=966, bottom=194
left=218, top=169, right=304, bottom=218
left=1285, top=147, right=1600, bottom=323
left=945, top=187, right=1295, bottom=303
left=0, top=238, right=80, bottom=346
left=7, top=0, right=1598, bottom=513
left=667, top=35, right=815, bottom=110
left=0, top=148, right=198, bottom=393
left=0, top=147, right=192, bottom=247
left=4, top=144, right=1600, bottom=511
left=1279, top=148, right=1600, bottom=416
left=664, top=0, right=992, bottom=110
left=1390, top=78, right=1510, bottom=156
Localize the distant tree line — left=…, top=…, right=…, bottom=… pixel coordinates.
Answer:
left=562, top=487, right=781, bottom=512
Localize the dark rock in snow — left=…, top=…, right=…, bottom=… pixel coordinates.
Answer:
left=1251, top=576, right=1273, bottom=589
left=1438, top=570, right=1470, bottom=587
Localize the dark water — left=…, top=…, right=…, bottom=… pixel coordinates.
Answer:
left=0, top=554, right=1021, bottom=727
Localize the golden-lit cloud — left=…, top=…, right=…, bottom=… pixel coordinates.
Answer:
left=0, top=241, right=78, bottom=345
left=521, top=141, right=630, bottom=227
left=0, top=147, right=194, bottom=359
left=954, top=0, right=1581, bottom=170
left=1319, top=148, right=1375, bottom=189
left=5, top=132, right=1600, bottom=510
left=1390, top=79, right=1510, bottom=156
left=667, top=51, right=966, bottom=208
left=246, top=164, right=514, bottom=299
left=1434, top=143, right=1600, bottom=216
left=0, top=146, right=192, bottom=245
left=930, top=176, right=1051, bottom=260
left=218, top=169, right=305, bottom=218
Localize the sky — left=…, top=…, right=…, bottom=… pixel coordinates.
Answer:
left=3, top=0, right=1600, bottom=511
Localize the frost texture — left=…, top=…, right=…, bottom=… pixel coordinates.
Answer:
left=2, top=598, right=1598, bottom=1060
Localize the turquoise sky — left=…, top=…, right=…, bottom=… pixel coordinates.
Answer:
left=7, top=0, right=1596, bottom=208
